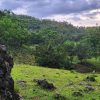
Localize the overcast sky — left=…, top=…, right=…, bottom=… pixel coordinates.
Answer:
left=0, top=0, right=100, bottom=26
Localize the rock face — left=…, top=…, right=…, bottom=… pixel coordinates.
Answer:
left=35, top=79, right=56, bottom=90
left=0, top=44, right=20, bottom=100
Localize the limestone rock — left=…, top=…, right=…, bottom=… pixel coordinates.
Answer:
left=0, top=44, right=20, bottom=100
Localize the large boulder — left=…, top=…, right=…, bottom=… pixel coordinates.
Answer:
left=0, top=44, right=20, bottom=100
left=35, top=79, right=56, bottom=90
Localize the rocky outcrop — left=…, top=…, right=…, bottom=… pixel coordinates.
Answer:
left=0, top=44, right=20, bottom=100
left=34, top=79, right=56, bottom=90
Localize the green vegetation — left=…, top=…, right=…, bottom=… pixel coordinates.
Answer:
left=12, top=64, right=100, bottom=100
left=0, top=10, right=100, bottom=99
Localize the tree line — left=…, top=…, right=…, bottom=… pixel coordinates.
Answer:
left=0, top=10, right=100, bottom=69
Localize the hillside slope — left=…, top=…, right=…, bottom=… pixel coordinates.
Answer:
left=12, top=64, right=100, bottom=100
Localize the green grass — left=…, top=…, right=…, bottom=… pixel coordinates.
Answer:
left=87, top=58, right=100, bottom=69
left=12, top=64, right=100, bottom=100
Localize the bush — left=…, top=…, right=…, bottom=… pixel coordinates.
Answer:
left=35, top=43, right=71, bottom=69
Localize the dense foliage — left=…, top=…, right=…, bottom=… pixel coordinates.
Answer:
left=34, top=30, right=71, bottom=69
left=0, top=10, right=100, bottom=69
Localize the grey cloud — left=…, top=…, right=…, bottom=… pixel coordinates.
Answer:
left=0, top=0, right=22, bottom=10
left=0, top=0, right=100, bottom=17
left=68, top=16, right=82, bottom=21
left=23, top=0, right=100, bottom=17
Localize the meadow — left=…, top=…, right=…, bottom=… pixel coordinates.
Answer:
left=12, top=64, right=100, bottom=100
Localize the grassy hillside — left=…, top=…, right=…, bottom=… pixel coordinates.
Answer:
left=12, top=64, right=100, bottom=100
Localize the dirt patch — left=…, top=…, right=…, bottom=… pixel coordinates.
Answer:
left=72, top=64, right=94, bottom=73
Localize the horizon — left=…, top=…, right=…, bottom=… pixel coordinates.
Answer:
left=0, top=0, right=100, bottom=27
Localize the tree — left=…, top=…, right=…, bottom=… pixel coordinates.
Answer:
left=0, top=16, right=29, bottom=47
left=64, top=41, right=76, bottom=64
left=34, top=30, right=71, bottom=69
left=75, top=42, right=91, bottom=62
left=86, top=27, right=100, bottom=58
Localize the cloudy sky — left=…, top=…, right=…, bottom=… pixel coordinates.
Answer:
left=0, top=0, right=100, bottom=26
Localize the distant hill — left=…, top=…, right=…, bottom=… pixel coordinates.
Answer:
left=10, top=12, right=86, bottom=41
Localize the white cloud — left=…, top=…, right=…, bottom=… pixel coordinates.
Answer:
left=44, top=10, right=100, bottom=27
left=12, top=8, right=28, bottom=15
left=12, top=3, right=29, bottom=15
